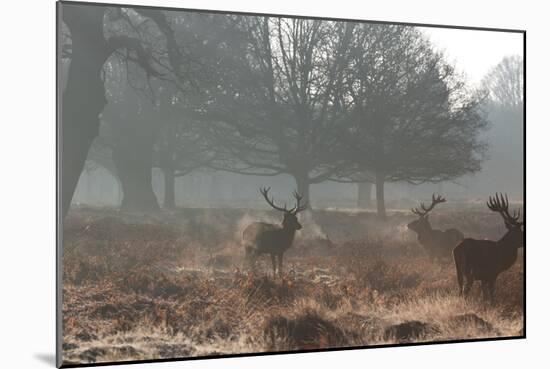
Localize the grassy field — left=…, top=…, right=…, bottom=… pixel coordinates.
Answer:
left=61, top=205, right=524, bottom=365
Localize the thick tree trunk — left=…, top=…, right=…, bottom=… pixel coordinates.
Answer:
left=294, top=174, right=311, bottom=209
left=113, top=135, right=160, bottom=213
left=375, top=172, right=386, bottom=220
left=163, top=167, right=176, bottom=209
left=116, top=179, right=122, bottom=205
left=61, top=5, right=109, bottom=218
left=357, top=182, right=373, bottom=208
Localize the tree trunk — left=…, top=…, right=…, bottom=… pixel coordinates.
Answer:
left=116, top=178, right=122, bottom=205
left=357, top=182, right=373, bottom=208
left=294, top=174, right=311, bottom=209
left=163, top=167, right=176, bottom=209
left=113, top=136, right=160, bottom=213
left=375, top=172, right=386, bottom=220
left=60, top=5, right=109, bottom=218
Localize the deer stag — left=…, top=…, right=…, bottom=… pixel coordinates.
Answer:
left=453, top=193, right=524, bottom=301
left=407, top=194, right=464, bottom=259
left=243, top=187, right=307, bottom=277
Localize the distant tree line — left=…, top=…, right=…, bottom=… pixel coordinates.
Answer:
left=59, top=4, right=521, bottom=219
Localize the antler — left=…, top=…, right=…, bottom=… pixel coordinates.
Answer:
left=487, top=193, right=523, bottom=226
left=259, top=187, right=289, bottom=212
left=411, top=194, right=446, bottom=217
left=411, top=207, right=425, bottom=217
left=291, top=190, right=308, bottom=214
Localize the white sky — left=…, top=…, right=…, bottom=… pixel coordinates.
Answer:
left=420, top=27, right=523, bottom=85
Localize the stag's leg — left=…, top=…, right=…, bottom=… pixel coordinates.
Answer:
left=245, top=247, right=256, bottom=271
left=245, top=246, right=251, bottom=266
left=270, top=254, right=277, bottom=277
left=277, top=254, right=283, bottom=278
left=487, top=278, right=497, bottom=303
left=457, top=275, right=464, bottom=297
left=481, top=281, right=489, bottom=301
left=453, top=249, right=464, bottom=297
left=455, top=267, right=464, bottom=297
left=463, top=274, right=474, bottom=297
left=481, top=280, right=496, bottom=303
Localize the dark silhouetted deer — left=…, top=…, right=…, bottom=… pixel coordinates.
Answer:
left=453, top=193, right=524, bottom=301
left=243, top=187, right=307, bottom=277
left=407, top=194, right=464, bottom=259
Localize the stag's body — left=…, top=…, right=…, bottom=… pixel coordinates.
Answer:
left=408, top=194, right=464, bottom=260
left=414, top=226, right=464, bottom=259
left=243, top=222, right=298, bottom=276
left=453, top=193, right=523, bottom=301
left=243, top=188, right=306, bottom=277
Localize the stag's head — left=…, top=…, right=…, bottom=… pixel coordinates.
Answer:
left=487, top=193, right=524, bottom=247
left=259, top=187, right=308, bottom=231
left=407, top=194, right=446, bottom=233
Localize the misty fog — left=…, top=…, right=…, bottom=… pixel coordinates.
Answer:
left=58, top=4, right=525, bottom=364
left=60, top=6, right=524, bottom=215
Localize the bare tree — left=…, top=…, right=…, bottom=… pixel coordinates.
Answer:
left=189, top=17, right=356, bottom=207
left=154, top=110, right=215, bottom=209
left=478, top=55, right=524, bottom=198
left=60, top=4, right=185, bottom=216
left=483, top=55, right=523, bottom=110
left=335, top=25, right=488, bottom=218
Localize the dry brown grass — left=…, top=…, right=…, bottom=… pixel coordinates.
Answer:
left=61, top=206, right=524, bottom=365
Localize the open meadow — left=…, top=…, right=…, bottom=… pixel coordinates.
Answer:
left=61, top=204, right=524, bottom=365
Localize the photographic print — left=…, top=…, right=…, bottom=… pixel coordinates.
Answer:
left=57, top=1, right=525, bottom=366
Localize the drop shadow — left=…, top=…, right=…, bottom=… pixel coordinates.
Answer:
left=34, top=353, right=56, bottom=367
